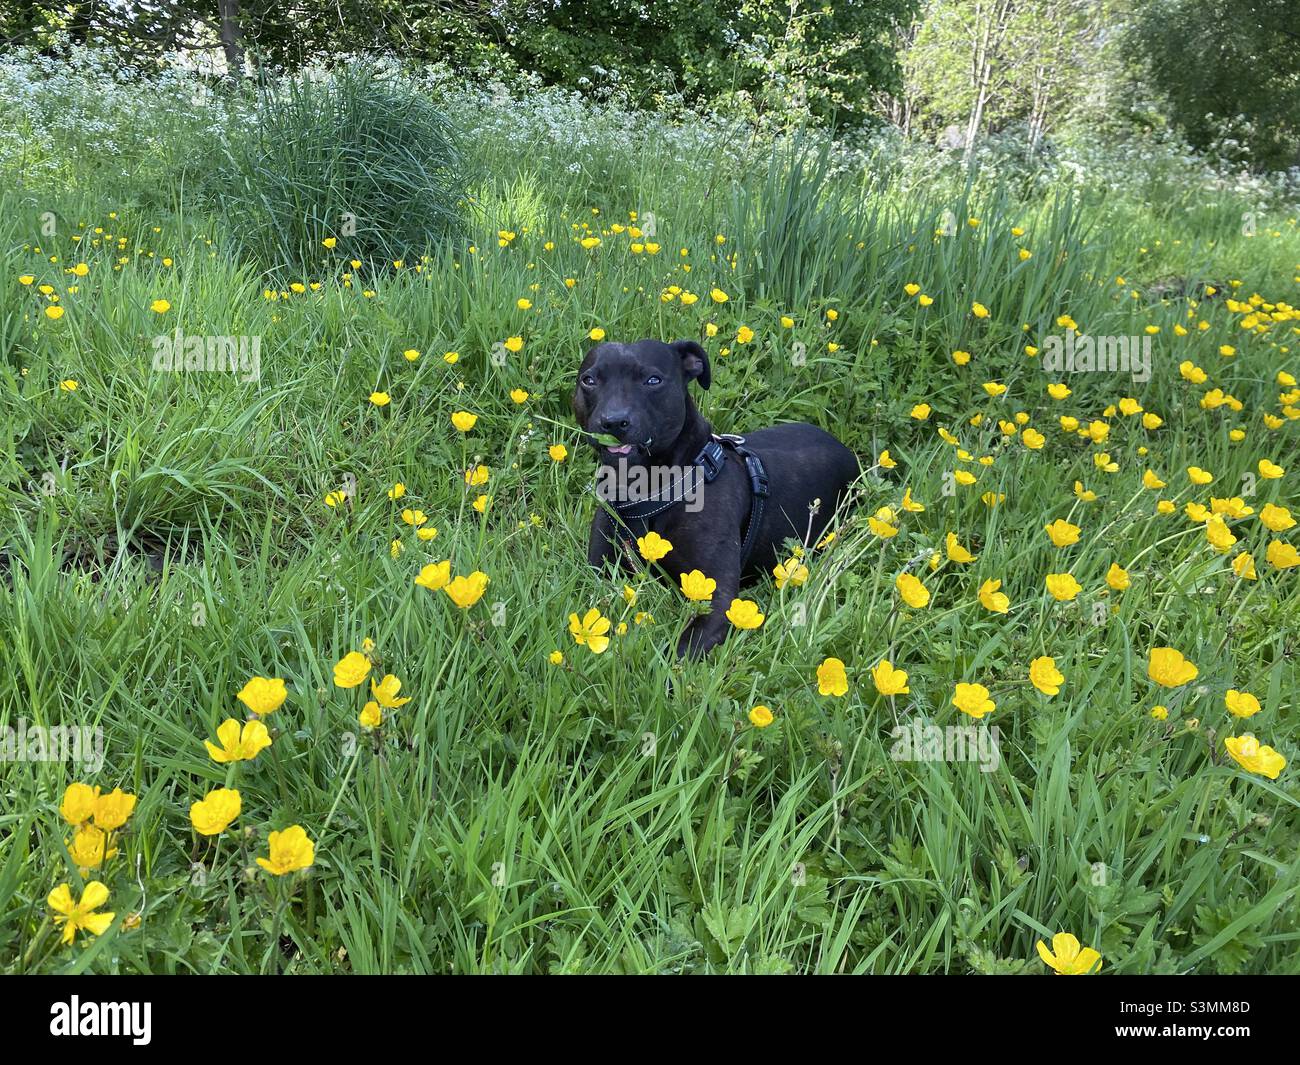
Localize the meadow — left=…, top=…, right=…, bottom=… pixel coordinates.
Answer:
left=1, top=54, right=1298, bottom=974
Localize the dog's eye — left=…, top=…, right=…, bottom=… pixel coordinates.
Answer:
left=645, top=375, right=661, bottom=386
left=581, top=374, right=596, bottom=388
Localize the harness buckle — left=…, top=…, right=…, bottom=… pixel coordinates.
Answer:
left=696, top=439, right=727, bottom=482
left=745, top=455, right=770, bottom=498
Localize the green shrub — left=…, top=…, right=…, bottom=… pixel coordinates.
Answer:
left=212, top=64, right=467, bottom=277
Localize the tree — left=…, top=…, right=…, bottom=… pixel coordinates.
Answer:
left=1124, top=0, right=1300, bottom=169
left=902, top=0, right=1108, bottom=152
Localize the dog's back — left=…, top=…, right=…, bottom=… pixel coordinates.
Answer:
left=738, top=422, right=859, bottom=572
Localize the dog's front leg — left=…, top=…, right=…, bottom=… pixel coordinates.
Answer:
left=588, top=507, right=640, bottom=577
left=587, top=508, right=620, bottom=571
left=675, top=557, right=740, bottom=659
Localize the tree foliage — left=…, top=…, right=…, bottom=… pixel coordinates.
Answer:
left=1123, top=0, right=1300, bottom=169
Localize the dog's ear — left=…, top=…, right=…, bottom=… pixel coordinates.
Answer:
left=672, top=339, right=710, bottom=390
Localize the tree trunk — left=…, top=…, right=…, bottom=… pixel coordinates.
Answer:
left=218, top=0, right=246, bottom=78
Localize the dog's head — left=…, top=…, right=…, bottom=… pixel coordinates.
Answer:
left=572, top=338, right=710, bottom=461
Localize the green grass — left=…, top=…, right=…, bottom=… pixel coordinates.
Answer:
left=0, top=72, right=1299, bottom=973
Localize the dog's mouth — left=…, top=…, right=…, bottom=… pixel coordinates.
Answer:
left=591, top=433, right=653, bottom=458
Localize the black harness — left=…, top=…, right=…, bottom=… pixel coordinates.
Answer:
left=601, top=434, right=770, bottom=569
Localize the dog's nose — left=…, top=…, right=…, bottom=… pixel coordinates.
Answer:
left=600, top=412, right=632, bottom=435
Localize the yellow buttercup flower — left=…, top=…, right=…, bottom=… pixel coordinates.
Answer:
left=48, top=881, right=115, bottom=945
left=1036, top=933, right=1101, bottom=975
left=256, top=825, right=315, bottom=875
left=1045, top=572, right=1082, bottom=601
left=60, top=782, right=100, bottom=826
left=1225, top=689, right=1261, bottom=718
left=725, top=598, right=765, bottom=629
left=204, top=718, right=272, bottom=763
left=1148, top=647, right=1198, bottom=688
left=680, top=570, right=716, bottom=602
left=1259, top=503, right=1295, bottom=532
left=1205, top=516, right=1237, bottom=553
left=445, top=571, right=489, bottom=608
left=871, top=660, right=910, bottom=696
left=236, top=676, right=287, bottom=716
left=952, top=682, right=995, bottom=719
left=1266, top=540, right=1299, bottom=569
left=359, top=701, right=383, bottom=729
left=748, top=705, right=774, bottom=728
left=1105, top=563, right=1129, bottom=590
left=415, top=560, right=451, bottom=591
left=1224, top=734, right=1286, bottom=779
left=817, top=657, right=849, bottom=697
left=370, top=674, right=411, bottom=708
left=1029, top=656, right=1065, bottom=696
left=1258, top=459, right=1284, bottom=479
left=548, top=444, right=568, bottom=462
left=637, top=531, right=673, bottom=561
left=333, top=651, right=372, bottom=688
left=67, top=824, right=116, bottom=869
left=451, top=410, right=478, bottom=432
left=93, top=788, right=136, bottom=831
left=569, top=607, right=612, bottom=653
left=774, top=558, right=809, bottom=588
left=978, top=579, right=1009, bottom=613
left=945, top=532, right=976, bottom=563
left=189, top=788, right=242, bottom=836
left=869, top=515, right=899, bottom=537
left=1044, top=519, right=1080, bottom=547
left=896, top=572, right=930, bottom=608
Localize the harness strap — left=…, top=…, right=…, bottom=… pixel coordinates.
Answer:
left=599, top=434, right=769, bottom=570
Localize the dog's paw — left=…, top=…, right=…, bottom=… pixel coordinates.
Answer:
left=675, top=620, right=725, bottom=660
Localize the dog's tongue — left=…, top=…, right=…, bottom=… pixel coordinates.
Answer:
left=607, top=444, right=633, bottom=455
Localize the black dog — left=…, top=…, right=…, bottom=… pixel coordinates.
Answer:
left=573, top=338, right=860, bottom=657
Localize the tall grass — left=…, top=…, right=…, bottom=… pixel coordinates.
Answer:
left=0, top=57, right=1297, bottom=975
left=212, top=64, right=467, bottom=277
